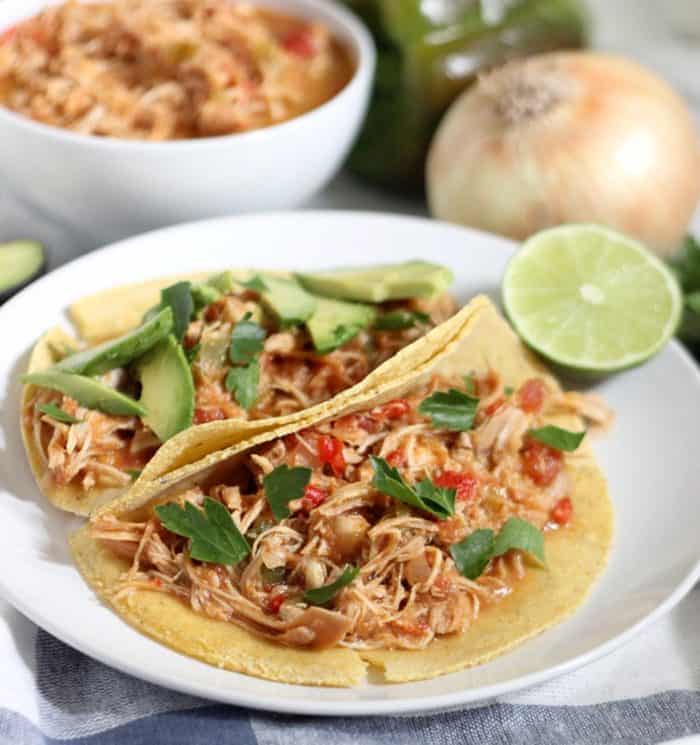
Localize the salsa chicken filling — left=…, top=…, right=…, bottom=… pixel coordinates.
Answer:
left=92, top=372, right=612, bottom=650
left=23, top=267, right=456, bottom=493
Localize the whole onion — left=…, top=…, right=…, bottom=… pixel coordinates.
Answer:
left=427, top=52, right=700, bottom=257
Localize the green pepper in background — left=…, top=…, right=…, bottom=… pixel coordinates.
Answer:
left=344, top=0, right=588, bottom=192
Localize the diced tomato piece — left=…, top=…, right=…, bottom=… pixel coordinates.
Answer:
left=204, top=300, right=225, bottom=322
left=521, top=439, right=563, bottom=486
left=434, top=470, right=478, bottom=501
left=0, top=26, right=16, bottom=44
left=193, top=407, right=226, bottom=424
left=551, top=497, right=573, bottom=525
left=283, top=433, right=299, bottom=451
left=484, top=397, right=505, bottom=417
left=386, top=449, right=406, bottom=467
left=317, top=434, right=346, bottom=477
left=283, top=27, right=315, bottom=58
left=303, top=484, right=328, bottom=509
left=266, top=592, right=287, bottom=615
left=518, top=378, right=547, bottom=413
left=371, top=399, right=411, bottom=421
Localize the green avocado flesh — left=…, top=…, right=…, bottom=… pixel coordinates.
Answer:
left=56, top=308, right=173, bottom=376
left=136, top=336, right=194, bottom=442
left=257, top=275, right=317, bottom=327
left=296, top=261, right=454, bottom=303
left=306, top=297, right=377, bottom=354
left=22, top=371, right=146, bottom=417
left=0, top=240, right=45, bottom=298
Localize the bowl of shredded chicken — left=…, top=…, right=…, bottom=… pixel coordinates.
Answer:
left=0, top=0, right=373, bottom=242
left=0, top=0, right=355, bottom=139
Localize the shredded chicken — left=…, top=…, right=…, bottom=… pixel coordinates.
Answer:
left=94, top=371, right=609, bottom=651
left=27, top=290, right=456, bottom=493
left=0, top=0, right=354, bottom=139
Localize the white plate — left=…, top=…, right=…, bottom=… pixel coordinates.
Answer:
left=1, top=211, right=699, bottom=716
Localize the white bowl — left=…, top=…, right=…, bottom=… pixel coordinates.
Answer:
left=0, top=0, right=375, bottom=246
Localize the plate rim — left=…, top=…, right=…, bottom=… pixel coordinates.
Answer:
left=2, top=210, right=699, bottom=716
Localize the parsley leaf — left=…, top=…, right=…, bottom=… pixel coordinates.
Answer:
left=263, top=464, right=312, bottom=521
left=374, top=310, right=430, bottom=331
left=304, top=565, right=359, bottom=605
left=528, top=425, right=585, bottom=452
left=370, top=456, right=455, bottom=519
left=450, top=517, right=545, bottom=580
left=229, top=313, right=266, bottom=365
left=492, top=517, right=546, bottom=565
left=450, top=529, right=495, bottom=580
left=125, top=469, right=142, bottom=481
left=241, top=275, right=268, bottom=293
left=161, top=281, right=194, bottom=342
left=155, top=497, right=250, bottom=565
left=225, top=360, right=260, bottom=410
left=37, top=402, right=81, bottom=424
left=504, top=386, right=514, bottom=396
left=418, top=388, right=479, bottom=431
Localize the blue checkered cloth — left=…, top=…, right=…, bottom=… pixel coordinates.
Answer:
left=1, top=590, right=699, bottom=745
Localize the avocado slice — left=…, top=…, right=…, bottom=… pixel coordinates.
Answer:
left=191, top=283, right=221, bottom=311
left=22, top=371, right=146, bottom=417
left=136, top=336, right=194, bottom=442
left=306, top=297, right=376, bottom=354
left=253, top=275, right=317, bottom=327
left=55, top=308, right=173, bottom=376
left=207, top=270, right=236, bottom=294
left=297, top=261, right=454, bottom=303
left=0, top=240, right=45, bottom=303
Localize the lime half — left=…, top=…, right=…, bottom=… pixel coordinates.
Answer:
left=502, top=225, right=682, bottom=373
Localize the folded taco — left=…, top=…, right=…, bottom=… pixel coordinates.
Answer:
left=71, top=297, right=613, bottom=686
left=21, top=262, right=456, bottom=515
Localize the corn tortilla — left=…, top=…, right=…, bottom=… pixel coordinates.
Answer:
left=22, top=277, right=486, bottom=515
left=70, top=298, right=613, bottom=685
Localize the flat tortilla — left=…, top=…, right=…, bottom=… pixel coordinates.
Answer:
left=22, top=278, right=484, bottom=516
left=20, top=326, right=126, bottom=515
left=70, top=298, right=613, bottom=686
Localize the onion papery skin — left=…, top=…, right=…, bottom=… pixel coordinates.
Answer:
left=427, top=52, right=700, bottom=258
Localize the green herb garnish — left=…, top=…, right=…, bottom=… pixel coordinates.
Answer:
left=449, top=529, right=494, bottom=580
left=263, top=464, right=312, bottom=521
left=161, top=281, right=194, bottom=342
left=418, top=388, right=479, bottom=431
left=504, top=386, right=514, bottom=396
left=450, top=517, right=545, bottom=580
left=37, top=403, right=81, bottom=424
left=528, top=425, right=585, bottom=452
left=374, top=310, right=430, bottom=331
left=370, top=456, right=455, bottom=519
left=125, top=469, right=142, bottom=481
left=225, top=360, right=260, bottom=410
left=229, top=313, right=266, bottom=365
left=156, top=497, right=250, bottom=565
left=304, top=565, right=359, bottom=605
left=241, top=275, right=268, bottom=293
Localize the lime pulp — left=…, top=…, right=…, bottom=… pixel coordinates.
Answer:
left=502, top=224, right=682, bottom=373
